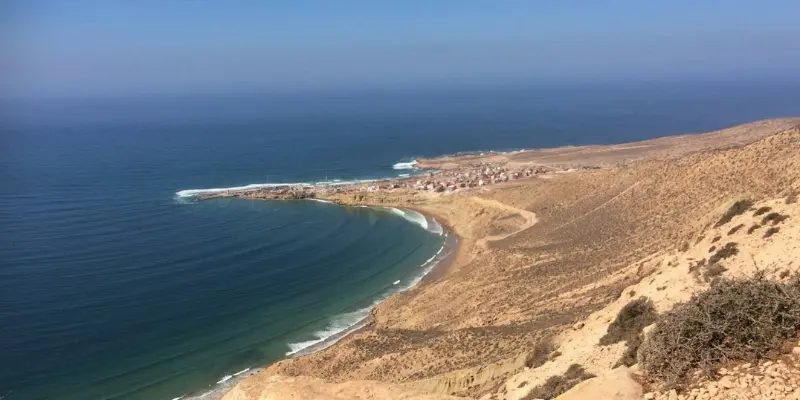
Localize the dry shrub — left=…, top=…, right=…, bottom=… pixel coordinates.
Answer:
left=708, top=245, right=716, bottom=253
left=704, top=264, right=727, bottom=281
left=525, top=336, right=556, bottom=368
left=764, top=227, right=780, bottom=238
left=599, top=297, right=657, bottom=367
left=762, top=212, right=789, bottom=225
left=787, top=192, right=798, bottom=204
left=639, top=273, right=800, bottom=388
left=708, top=242, right=738, bottom=265
left=522, top=364, right=595, bottom=400
left=713, top=199, right=753, bottom=228
left=747, top=224, right=761, bottom=234
left=753, top=206, right=772, bottom=216
left=711, top=235, right=721, bottom=243
left=727, top=224, right=744, bottom=235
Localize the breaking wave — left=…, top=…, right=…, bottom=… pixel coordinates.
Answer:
left=285, top=234, right=452, bottom=357
left=392, top=160, right=418, bottom=170
left=388, top=208, right=429, bottom=230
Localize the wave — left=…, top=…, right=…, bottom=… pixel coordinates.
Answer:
left=285, top=235, right=453, bottom=357
left=308, top=199, right=333, bottom=204
left=388, top=208, right=429, bottom=230
left=392, top=160, right=418, bottom=170
left=428, top=218, right=444, bottom=236
left=398, top=173, right=410, bottom=177
left=216, top=375, right=232, bottom=384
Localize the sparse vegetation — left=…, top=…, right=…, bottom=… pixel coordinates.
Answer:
left=599, top=297, right=657, bottom=367
left=639, top=273, right=800, bottom=388
left=522, top=364, right=596, bottom=400
left=763, top=226, right=780, bottom=238
left=704, top=264, right=727, bottom=281
left=727, top=224, right=745, bottom=235
left=713, top=199, right=754, bottom=228
left=753, top=206, right=772, bottom=216
left=787, top=191, right=798, bottom=204
left=694, top=234, right=706, bottom=244
left=525, top=337, right=557, bottom=368
left=747, top=224, right=761, bottom=234
left=708, top=242, right=738, bottom=265
left=711, top=235, right=721, bottom=243
left=708, top=246, right=716, bottom=253
left=762, top=212, right=789, bottom=225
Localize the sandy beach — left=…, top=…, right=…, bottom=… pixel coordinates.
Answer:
left=212, top=118, right=800, bottom=400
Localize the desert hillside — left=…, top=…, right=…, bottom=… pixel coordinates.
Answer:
left=222, top=119, right=800, bottom=400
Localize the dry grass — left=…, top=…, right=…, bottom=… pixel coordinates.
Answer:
left=639, top=273, right=800, bottom=388
left=764, top=226, right=780, bottom=238
left=713, top=199, right=754, bottom=228
left=599, top=297, right=657, bottom=367
left=762, top=212, right=789, bottom=225
left=522, top=364, right=596, bottom=400
left=753, top=206, right=772, bottom=216
left=525, top=336, right=557, bottom=369
left=708, top=242, right=738, bottom=265
left=704, top=264, right=728, bottom=281
left=727, top=224, right=745, bottom=235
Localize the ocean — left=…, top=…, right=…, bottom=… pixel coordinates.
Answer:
left=2, top=81, right=799, bottom=400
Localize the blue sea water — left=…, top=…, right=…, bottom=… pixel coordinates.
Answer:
left=2, top=81, right=800, bottom=400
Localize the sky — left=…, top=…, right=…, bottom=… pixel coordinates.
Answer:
left=2, top=0, right=800, bottom=98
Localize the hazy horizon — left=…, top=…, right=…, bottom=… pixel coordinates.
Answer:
left=3, top=1, right=800, bottom=98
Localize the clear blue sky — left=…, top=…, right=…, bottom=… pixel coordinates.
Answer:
left=3, top=0, right=800, bottom=97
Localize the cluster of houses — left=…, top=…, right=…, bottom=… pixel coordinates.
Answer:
left=407, top=163, right=551, bottom=192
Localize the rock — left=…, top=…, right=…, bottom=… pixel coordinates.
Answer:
left=556, top=367, right=643, bottom=400
left=644, top=393, right=655, bottom=400
left=719, top=375, right=735, bottom=389
left=668, top=389, right=679, bottom=400
left=764, top=361, right=774, bottom=367
left=741, top=363, right=752, bottom=369
left=572, top=321, right=585, bottom=330
left=707, top=387, right=718, bottom=397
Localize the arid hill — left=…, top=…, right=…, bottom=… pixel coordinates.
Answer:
left=222, top=118, right=800, bottom=400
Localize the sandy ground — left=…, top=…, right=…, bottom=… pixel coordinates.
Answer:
left=221, top=118, right=800, bottom=400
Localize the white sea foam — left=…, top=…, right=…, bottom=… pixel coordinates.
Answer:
left=309, top=199, right=333, bottom=204
left=398, top=173, right=410, bottom=177
left=285, top=236, right=453, bottom=357
left=286, top=305, right=375, bottom=356
left=216, top=375, right=232, bottom=384
left=233, top=368, right=251, bottom=376
left=392, top=160, right=419, bottom=170
left=388, top=208, right=429, bottom=230
left=428, top=218, right=444, bottom=235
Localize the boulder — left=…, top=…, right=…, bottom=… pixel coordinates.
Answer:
left=555, top=366, right=643, bottom=400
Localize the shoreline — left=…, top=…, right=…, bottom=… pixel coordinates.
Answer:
left=188, top=118, right=800, bottom=400
left=182, top=200, right=461, bottom=400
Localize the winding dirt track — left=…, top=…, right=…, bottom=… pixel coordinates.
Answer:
left=469, top=196, right=538, bottom=248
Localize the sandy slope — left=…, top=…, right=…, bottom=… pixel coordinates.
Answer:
left=222, top=119, right=800, bottom=400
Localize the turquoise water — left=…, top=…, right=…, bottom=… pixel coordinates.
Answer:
left=2, top=82, right=800, bottom=399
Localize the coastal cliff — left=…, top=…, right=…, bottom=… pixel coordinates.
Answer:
left=220, top=119, right=800, bottom=400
